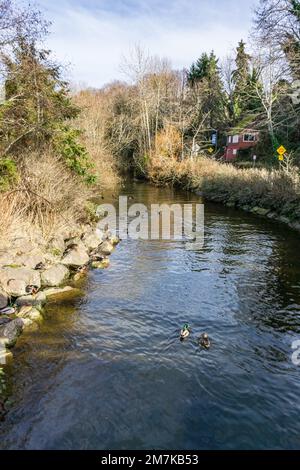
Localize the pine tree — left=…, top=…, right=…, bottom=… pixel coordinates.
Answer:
left=0, top=38, right=96, bottom=183
left=187, top=51, right=227, bottom=129
left=1, top=39, right=78, bottom=153
left=232, top=40, right=251, bottom=120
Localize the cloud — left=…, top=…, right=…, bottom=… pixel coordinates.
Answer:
left=39, top=0, right=257, bottom=87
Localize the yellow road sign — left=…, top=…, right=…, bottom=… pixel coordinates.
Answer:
left=208, top=147, right=214, bottom=154
left=278, top=155, right=284, bottom=161
left=277, top=145, right=287, bottom=155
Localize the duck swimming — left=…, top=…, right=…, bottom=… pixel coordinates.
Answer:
left=198, top=333, right=211, bottom=349
left=180, top=323, right=191, bottom=340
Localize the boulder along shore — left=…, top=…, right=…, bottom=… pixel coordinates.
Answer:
left=0, top=224, right=119, bottom=363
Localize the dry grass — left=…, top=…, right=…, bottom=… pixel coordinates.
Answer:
left=154, top=124, right=182, bottom=160
left=0, top=152, right=94, bottom=248
left=73, top=91, right=121, bottom=190
left=0, top=91, right=122, bottom=249
left=147, top=155, right=300, bottom=221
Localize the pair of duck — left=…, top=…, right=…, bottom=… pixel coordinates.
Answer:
left=180, top=324, right=211, bottom=349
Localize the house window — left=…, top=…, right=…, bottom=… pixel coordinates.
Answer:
left=233, top=149, right=237, bottom=155
left=232, top=135, right=239, bottom=143
left=243, top=133, right=256, bottom=142
left=228, top=136, right=232, bottom=144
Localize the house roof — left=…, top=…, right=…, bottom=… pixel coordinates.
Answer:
left=226, top=128, right=259, bottom=136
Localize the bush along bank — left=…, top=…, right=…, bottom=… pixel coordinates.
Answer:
left=0, top=224, right=120, bottom=363
left=146, top=157, right=300, bottom=232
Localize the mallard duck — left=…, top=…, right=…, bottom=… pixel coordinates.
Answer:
left=77, top=265, right=88, bottom=275
left=25, top=285, right=39, bottom=295
left=73, top=265, right=88, bottom=281
left=90, top=253, right=105, bottom=262
left=180, top=323, right=191, bottom=340
left=63, top=243, right=78, bottom=256
left=198, top=333, right=211, bottom=349
left=34, top=262, right=46, bottom=271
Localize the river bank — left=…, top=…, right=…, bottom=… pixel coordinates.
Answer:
left=0, top=222, right=119, bottom=364
left=146, top=156, right=300, bottom=232
left=1, top=181, right=300, bottom=449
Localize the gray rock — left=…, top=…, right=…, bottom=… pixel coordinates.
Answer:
left=0, top=267, right=41, bottom=297
left=0, top=252, right=16, bottom=266
left=99, top=241, right=114, bottom=256
left=0, top=318, right=11, bottom=327
left=15, top=291, right=46, bottom=309
left=81, top=232, right=102, bottom=251
left=41, top=264, right=69, bottom=287
left=61, top=246, right=89, bottom=268
left=47, top=236, right=66, bottom=255
left=95, top=228, right=105, bottom=241
left=43, top=286, right=83, bottom=302
left=251, top=207, right=270, bottom=216
left=16, top=250, right=45, bottom=269
left=17, top=306, right=43, bottom=323
left=0, top=318, right=24, bottom=348
left=0, top=347, right=13, bottom=365
left=6, top=279, right=27, bottom=297
left=279, top=215, right=291, bottom=224
left=11, top=239, right=35, bottom=253
left=103, top=230, right=112, bottom=240
left=0, top=289, right=8, bottom=309
left=290, top=222, right=300, bottom=231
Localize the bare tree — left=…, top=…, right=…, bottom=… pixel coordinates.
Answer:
left=255, top=0, right=300, bottom=79
left=0, top=0, right=49, bottom=49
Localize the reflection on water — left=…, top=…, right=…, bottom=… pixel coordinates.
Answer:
left=1, top=182, right=300, bottom=449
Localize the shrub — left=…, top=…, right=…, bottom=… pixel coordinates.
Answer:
left=53, top=126, right=97, bottom=185
left=147, top=155, right=300, bottom=220
left=0, top=152, right=95, bottom=247
left=0, top=158, right=18, bottom=191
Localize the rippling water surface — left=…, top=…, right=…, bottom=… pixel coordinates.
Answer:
left=1, top=182, right=300, bottom=449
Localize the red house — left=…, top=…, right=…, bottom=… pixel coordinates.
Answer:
left=224, top=129, right=259, bottom=161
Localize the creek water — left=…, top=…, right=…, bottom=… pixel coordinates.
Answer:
left=1, top=181, right=300, bottom=450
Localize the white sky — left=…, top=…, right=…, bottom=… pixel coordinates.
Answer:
left=37, top=0, right=259, bottom=87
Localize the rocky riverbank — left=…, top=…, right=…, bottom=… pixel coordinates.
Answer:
left=146, top=157, right=300, bottom=233
left=0, top=224, right=119, bottom=363
left=193, top=190, right=300, bottom=232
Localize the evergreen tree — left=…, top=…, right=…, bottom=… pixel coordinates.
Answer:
left=0, top=38, right=96, bottom=183
left=187, top=52, right=211, bottom=85
left=1, top=39, right=78, bottom=151
left=232, top=40, right=251, bottom=118
left=187, top=51, right=227, bottom=129
left=230, top=40, right=262, bottom=125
